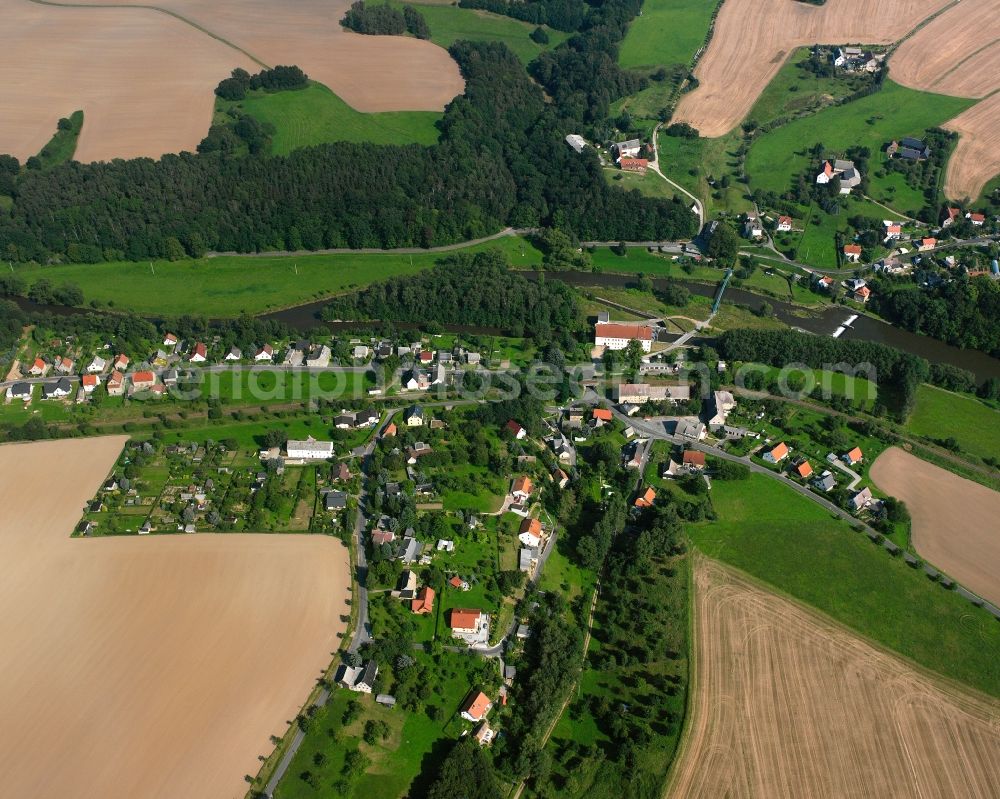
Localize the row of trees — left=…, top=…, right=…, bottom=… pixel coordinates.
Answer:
left=214, top=66, right=308, bottom=102
left=0, top=41, right=696, bottom=263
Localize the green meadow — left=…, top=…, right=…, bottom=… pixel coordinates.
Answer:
left=746, top=80, right=975, bottom=209
left=15, top=236, right=539, bottom=317
left=689, top=475, right=1000, bottom=698
left=906, top=384, right=1000, bottom=461
left=619, top=0, right=719, bottom=69
left=388, top=1, right=569, bottom=63
left=218, top=82, right=442, bottom=153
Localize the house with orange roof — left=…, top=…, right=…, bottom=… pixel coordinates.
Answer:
left=682, top=451, right=706, bottom=469
left=592, top=408, right=613, bottom=426
left=382, top=422, right=397, bottom=438
left=411, top=586, right=435, bottom=614
left=594, top=322, right=653, bottom=352
left=794, top=460, right=813, bottom=479
left=776, top=215, right=793, bottom=232
left=460, top=690, right=493, bottom=722
left=28, top=357, right=48, bottom=377
left=163, top=332, right=178, bottom=347
left=518, top=517, right=542, bottom=548
left=113, top=353, right=130, bottom=371
left=189, top=342, right=208, bottom=363
left=81, top=374, right=100, bottom=393
left=506, top=419, right=526, bottom=439
left=449, top=575, right=470, bottom=591
left=449, top=608, right=489, bottom=644
left=816, top=275, right=835, bottom=291
left=853, top=285, right=871, bottom=303
left=843, top=446, right=863, bottom=466
left=511, top=475, right=533, bottom=501
left=634, top=486, right=656, bottom=508
left=106, top=370, right=126, bottom=396
left=54, top=356, right=74, bottom=375
left=967, top=212, right=986, bottom=226
left=130, top=371, right=157, bottom=393
left=918, top=237, right=937, bottom=252
left=619, top=157, right=649, bottom=173
left=763, top=442, right=789, bottom=464
left=883, top=222, right=902, bottom=240
left=843, top=244, right=862, bottom=263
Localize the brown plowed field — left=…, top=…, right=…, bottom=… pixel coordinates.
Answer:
left=890, top=0, right=1000, bottom=98
left=672, top=0, right=949, bottom=137
left=871, top=447, right=1000, bottom=608
left=0, top=437, right=351, bottom=799
left=70, top=0, right=465, bottom=114
left=668, top=557, right=1000, bottom=799
left=943, top=96, right=1000, bottom=200
left=0, top=0, right=462, bottom=162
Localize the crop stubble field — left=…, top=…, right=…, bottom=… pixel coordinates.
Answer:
left=669, top=557, right=1000, bottom=799
left=0, top=0, right=462, bottom=162
left=0, top=438, right=351, bottom=799
left=890, top=0, right=1000, bottom=199
left=871, top=447, right=1000, bottom=609
left=672, top=0, right=949, bottom=137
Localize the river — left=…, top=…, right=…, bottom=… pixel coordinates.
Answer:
left=7, top=274, right=1000, bottom=382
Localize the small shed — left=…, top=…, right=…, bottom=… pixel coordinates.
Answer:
left=376, top=694, right=397, bottom=708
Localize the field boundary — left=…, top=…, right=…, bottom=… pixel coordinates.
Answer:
left=26, top=0, right=271, bottom=68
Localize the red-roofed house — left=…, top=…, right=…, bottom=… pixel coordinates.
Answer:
left=777, top=216, right=793, bottom=232
left=884, top=222, right=902, bottom=240
left=411, top=586, right=435, bottom=614
left=843, top=447, right=863, bottom=466
left=519, top=517, right=542, bottom=547
left=634, top=486, right=656, bottom=508
left=619, top=157, right=649, bottom=173
left=113, top=354, right=129, bottom=371
left=382, top=422, right=397, bottom=438
left=81, top=374, right=100, bottom=393
left=163, top=333, right=178, bottom=347
left=106, top=370, right=126, bottom=397
left=942, top=207, right=961, bottom=227
left=816, top=161, right=834, bottom=183
left=371, top=530, right=396, bottom=546
left=967, top=212, right=986, bottom=226
left=854, top=285, right=871, bottom=303
left=55, top=356, right=74, bottom=375
left=816, top=276, right=835, bottom=291
left=130, top=371, right=157, bottom=393
left=460, top=690, right=493, bottom=722
left=763, top=442, right=789, bottom=463
left=506, top=420, right=526, bottom=440
left=919, top=237, right=937, bottom=252
left=189, top=342, right=208, bottom=363
left=449, top=608, right=487, bottom=640
left=682, top=450, right=706, bottom=469
left=449, top=575, right=470, bottom=591
left=28, top=358, right=48, bottom=377
left=255, top=343, right=274, bottom=361
left=594, top=322, right=653, bottom=352
left=843, top=244, right=862, bottom=263
left=418, top=350, right=434, bottom=364
left=512, top=476, right=533, bottom=501
left=794, top=460, right=813, bottom=479
left=592, top=408, right=613, bottom=424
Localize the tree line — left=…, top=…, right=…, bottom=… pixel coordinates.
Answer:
left=214, top=66, right=308, bottom=102
left=0, top=41, right=696, bottom=264
left=341, top=1, right=431, bottom=38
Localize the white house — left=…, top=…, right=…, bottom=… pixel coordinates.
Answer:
left=86, top=355, right=107, bottom=373
left=405, top=405, right=424, bottom=427
left=286, top=437, right=334, bottom=460
left=594, top=322, right=653, bottom=352
left=612, top=139, right=641, bottom=160
left=254, top=344, right=274, bottom=362
left=224, top=346, right=242, bottom=361
left=565, top=133, right=587, bottom=153
left=6, top=382, right=31, bottom=401
left=776, top=215, right=793, bottom=232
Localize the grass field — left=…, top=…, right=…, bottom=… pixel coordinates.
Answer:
left=388, top=1, right=568, bottom=64
left=602, top=167, right=681, bottom=200
left=218, top=82, right=442, bottom=153
left=619, top=0, right=719, bottom=69
left=15, top=236, right=539, bottom=317
left=787, top=195, right=889, bottom=269
left=746, top=81, right=975, bottom=209
left=907, top=384, right=1000, bottom=461
left=689, top=474, right=1000, bottom=698
left=35, top=109, right=83, bottom=169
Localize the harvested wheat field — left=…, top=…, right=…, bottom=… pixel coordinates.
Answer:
left=871, top=447, right=1000, bottom=607
left=0, top=0, right=256, bottom=162
left=0, top=437, right=351, bottom=799
left=668, top=557, right=1000, bottom=799
left=943, top=96, right=1000, bottom=200
left=68, top=0, right=465, bottom=113
left=889, top=0, right=1000, bottom=199
left=673, top=0, right=949, bottom=137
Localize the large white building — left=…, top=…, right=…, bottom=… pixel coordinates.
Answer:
left=286, top=437, right=334, bottom=460
left=595, top=322, right=653, bottom=352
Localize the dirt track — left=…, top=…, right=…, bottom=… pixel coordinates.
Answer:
left=871, top=447, right=1000, bottom=608
left=668, top=557, right=1000, bottom=799
left=0, top=437, right=351, bottom=799
left=0, top=0, right=463, bottom=162
left=673, top=0, right=949, bottom=137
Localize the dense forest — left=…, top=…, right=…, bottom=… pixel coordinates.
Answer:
left=0, top=34, right=694, bottom=263
left=717, top=328, right=932, bottom=418
left=324, top=250, right=583, bottom=343
left=869, top=275, right=1000, bottom=358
